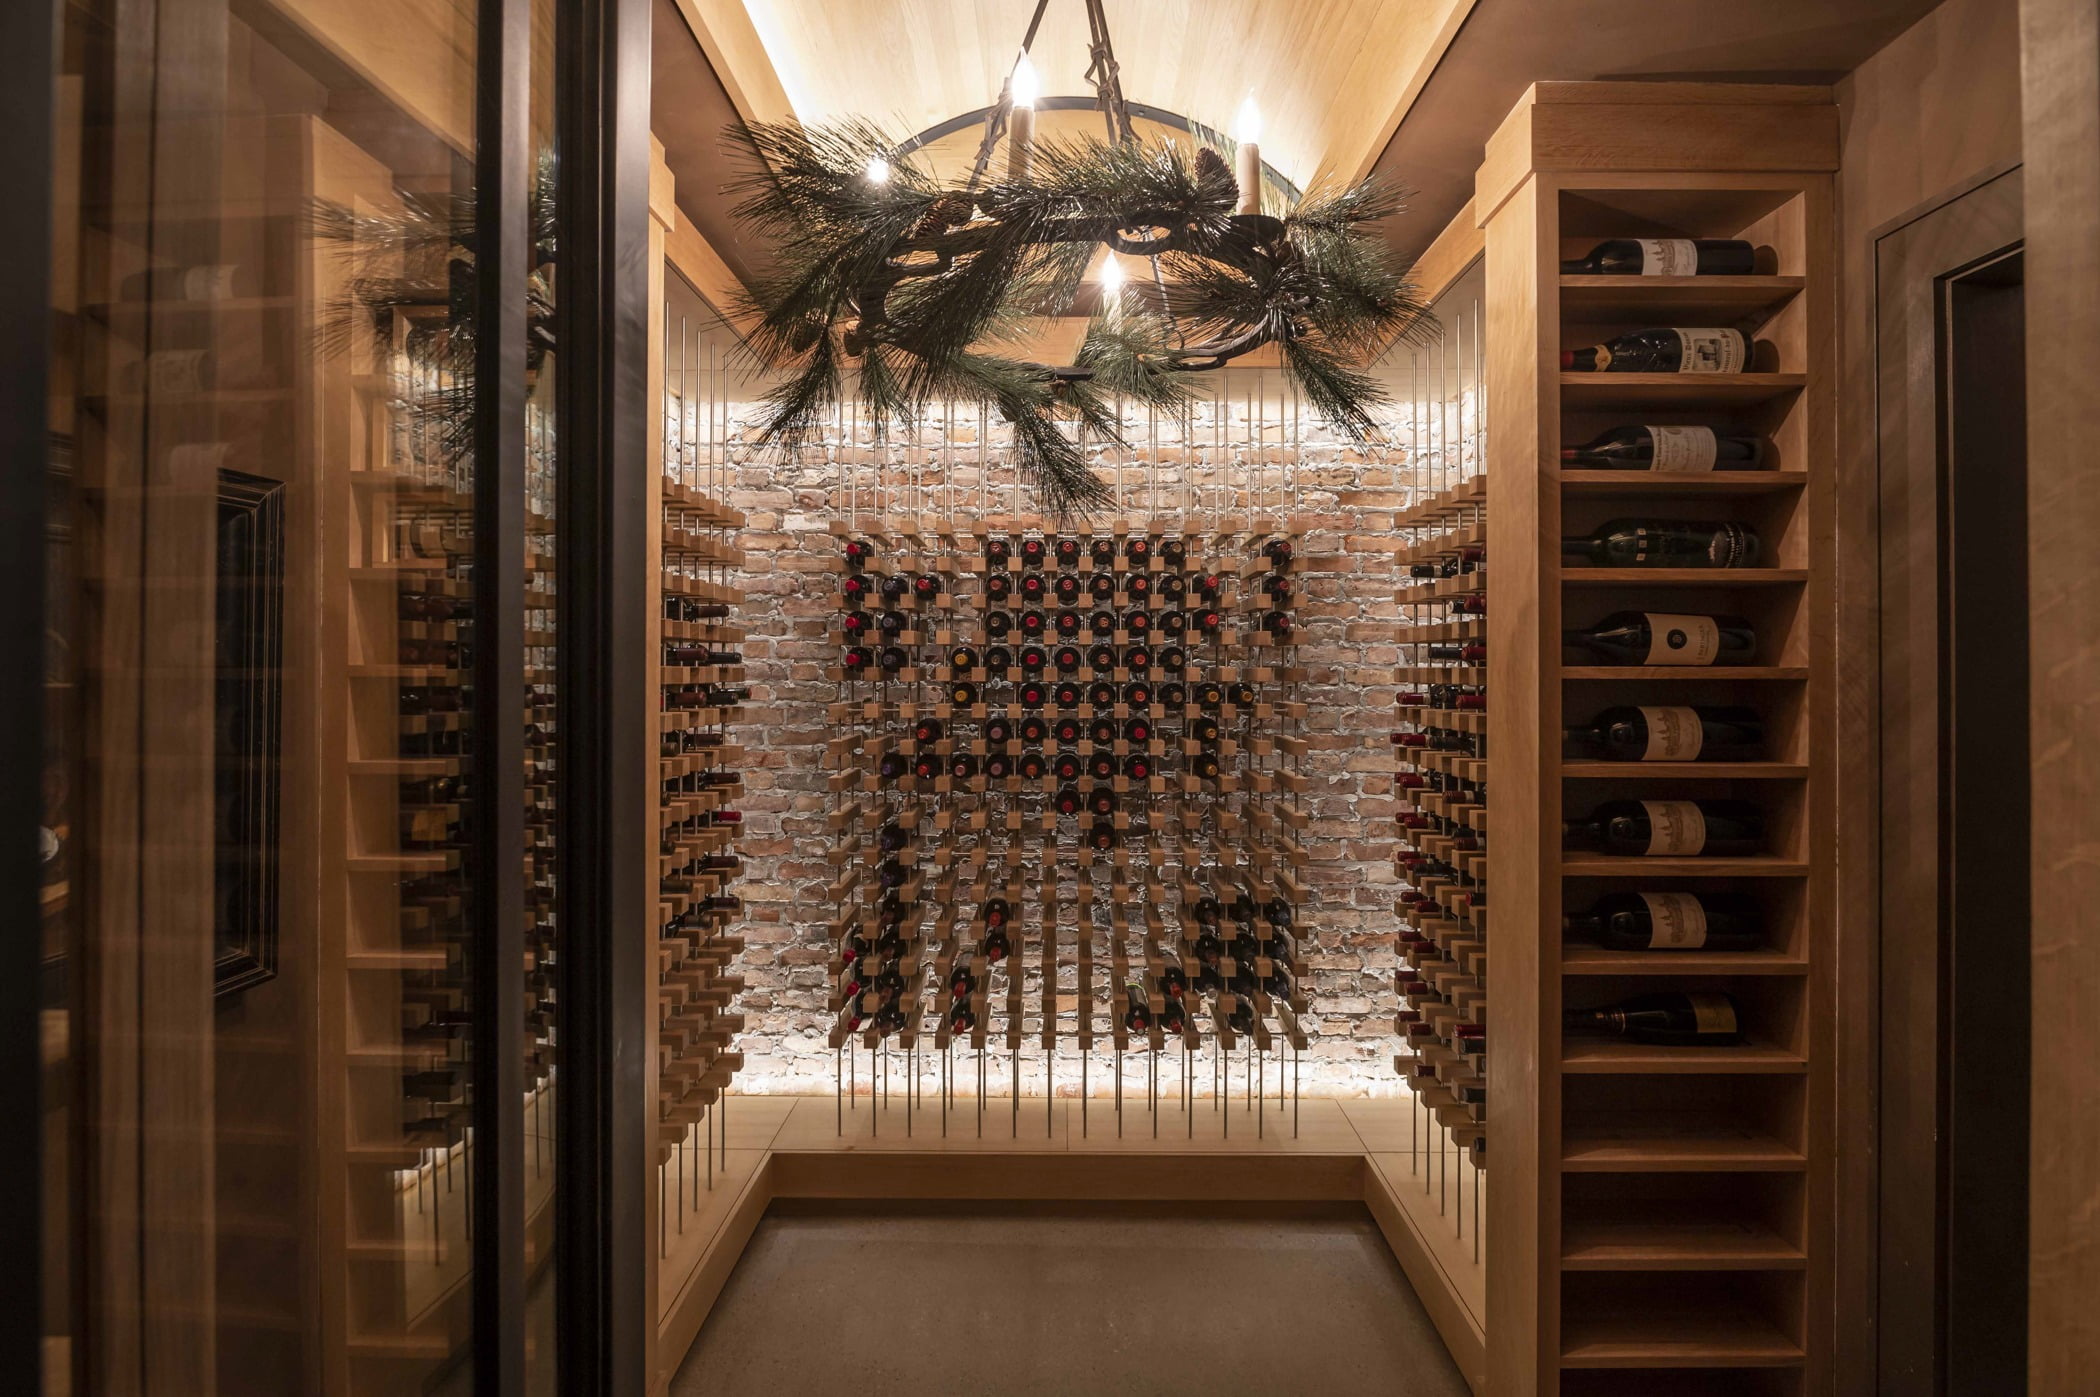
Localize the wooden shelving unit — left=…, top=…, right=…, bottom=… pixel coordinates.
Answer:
left=1478, top=82, right=1837, bottom=1394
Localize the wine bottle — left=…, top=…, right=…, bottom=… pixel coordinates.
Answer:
left=984, top=646, right=1013, bottom=676
left=878, top=645, right=910, bottom=673
left=1123, top=985, right=1153, bottom=1033
left=1564, top=891, right=1763, bottom=951
left=843, top=538, right=877, bottom=569
left=1054, top=681, right=1083, bottom=710
left=1124, top=609, right=1151, bottom=636
left=1088, top=680, right=1117, bottom=708
left=1087, top=749, right=1115, bottom=779
left=1125, top=645, right=1154, bottom=673
left=985, top=610, right=1013, bottom=638
left=1019, top=646, right=1048, bottom=674
left=1563, top=704, right=1764, bottom=762
left=1054, top=537, right=1082, bottom=568
left=1089, top=537, right=1116, bottom=568
left=1562, top=798, right=1764, bottom=857
left=948, top=959, right=977, bottom=1000
left=949, top=646, right=980, bottom=671
left=1561, top=424, right=1770, bottom=472
left=1087, top=822, right=1117, bottom=851
left=1263, top=537, right=1294, bottom=568
left=1564, top=991, right=1742, bottom=1046
left=1020, top=537, right=1046, bottom=569
left=1126, top=536, right=1153, bottom=564
left=948, top=680, right=979, bottom=705
left=1561, top=518, right=1761, bottom=569
left=1560, top=238, right=1757, bottom=277
left=1563, top=611, right=1755, bottom=666
left=1016, top=680, right=1045, bottom=708
left=1156, top=646, right=1186, bottom=673
left=1019, top=610, right=1046, bottom=638
left=914, top=574, right=941, bottom=600
left=880, top=575, right=910, bottom=603
left=1161, top=538, right=1188, bottom=568
left=949, top=1000, right=977, bottom=1033
left=1089, top=573, right=1116, bottom=602
left=1561, top=327, right=1749, bottom=374
left=1158, top=573, right=1187, bottom=602
left=1124, top=753, right=1153, bottom=779
left=1124, top=573, right=1152, bottom=601
left=1019, top=574, right=1046, bottom=603
left=1017, top=715, right=1046, bottom=744
left=987, top=574, right=1013, bottom=602
left=1124, top=681, right=1153, bottom=707
left=1053, top=753, right=1082, bottom=782
left=985, top=538, right=1011, bottom=567
left=1054, top=575, right=1082, bottom=604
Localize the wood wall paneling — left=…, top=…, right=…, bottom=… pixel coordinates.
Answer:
left=2019, top=0, right=2100, bottom=1388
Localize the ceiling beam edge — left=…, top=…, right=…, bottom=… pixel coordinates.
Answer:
left=669, top=0, right=796, bottom=127
left=1345, top=0, right=1478, bottom=186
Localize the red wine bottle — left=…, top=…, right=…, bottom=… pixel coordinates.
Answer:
left=1564, top=891, right=1763, bottom=951
left=1561, top=327, right=1749, bottom=374
left=1562, top=798, right=1764, bottom=857
left=1564, top=991, right=1742, bottom=1045
left=1054, top=537, right=1082, bottom=567
left=1562, top=611, right=1756, bottom=666
left=1561, top=425, right=1769, bottom=472
left=1560, top=238, right=1756, bottom=276
left=1562, top=519, right=1760, bottom=569
left=1563, top=704, right=1764, bottom=762
left=1089, top=537, right=1116, bottom=568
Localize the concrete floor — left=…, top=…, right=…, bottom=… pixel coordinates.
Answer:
left=670, top=1201, right=1470, bottom=1396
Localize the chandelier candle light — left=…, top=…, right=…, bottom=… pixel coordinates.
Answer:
left=724, top=0, right=1433, bottom=516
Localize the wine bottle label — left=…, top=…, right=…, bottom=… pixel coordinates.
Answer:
left=1638, top=799, right=1708, bottom=856
left=1668, top=328, right=1746, bottom=373
left=1637, top=239, right=1699, bottom=276
left=1636, top=705, right=1705, bottom=760
left=1641, top=612, right=1721, bottom=665
left=1687, top=992, right=1738, bottom=1034
left=1637, top=891, right=1709, bottom=948
left=1644, top=425, right=1718, bottom=472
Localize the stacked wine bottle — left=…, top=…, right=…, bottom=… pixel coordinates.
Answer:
left=827, top=518, right=1313, bottom=1129
left=1390, top=474, right=1490, bottom=1183
left=655, top=482, right=750, bottom=1165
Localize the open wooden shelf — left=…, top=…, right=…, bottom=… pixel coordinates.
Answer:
left=1559, top=470, right=1809, bottom=497
left=1561, top=1038, right=1808, bottom=1075
left=1559, top=855, right=1810, bottom=877
left=1561, top=1214, right=1807, bottom=1272
left=1562, top=666, right=1809, bottom=682
left=1559, top=1312, right=1805, bottom=1368
left=1560, top=761, right=1807, bottom=779
left=1561, top=947, right=1808, bottom=976
left=1558, top=373, right=1808, bottom=409
left=1560, top=568, right=1808, bottom=587
left=1560, top=1120, right=1806, bottom=1173
left=1557, top=274, right=1805, bottom=321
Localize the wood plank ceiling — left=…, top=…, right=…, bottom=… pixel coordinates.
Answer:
left=693, top=0, right=1473, bottom=190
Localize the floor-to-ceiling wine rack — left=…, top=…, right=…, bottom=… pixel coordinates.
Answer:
left=1479, top=82, right=1837, bottom=1395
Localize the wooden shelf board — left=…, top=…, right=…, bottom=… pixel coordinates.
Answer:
left=1561, top=947, right=1809, bottom=976
left=1560, top=1312, right=1805, bottom=1368
left=1558, top=373, right=1807, bottom=408
left=1559, top=470, right=1808, bottom=497
left=1560, top=855, right=1809, bottom=877
left=1560, top=761, right=1807, bottom=779
left=1562, top=1038, right=1807, bottom=1075
left=1561, top=1216, right=1807, bottom=1271
left=1557, top=275, right=1805, bottom=321
left=1561, top=1121, right=1805, bottom=1174
left=1562, top=667, right=1809, bottom=681
left=1560, top=568, right=1808, bottom=587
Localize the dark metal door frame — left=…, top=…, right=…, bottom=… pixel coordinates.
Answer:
left=0, top=0, right=657, bottom=1388
left=0, top=0, right=55, bottom=1388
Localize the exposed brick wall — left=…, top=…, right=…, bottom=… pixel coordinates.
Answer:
left=690, top=384, right=1481, bottom=1100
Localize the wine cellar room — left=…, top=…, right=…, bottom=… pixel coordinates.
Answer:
left=10, top=0, right=2098, bottom=1394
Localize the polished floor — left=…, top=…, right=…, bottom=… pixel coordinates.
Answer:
left=670, top=1201, right=1470, bottom=1396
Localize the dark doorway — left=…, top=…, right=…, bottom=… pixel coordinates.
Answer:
left=1936, top=246, right=2029, bottom=1393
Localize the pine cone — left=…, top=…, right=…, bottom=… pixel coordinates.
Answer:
left=910, top=192, right=978, bottom=239
left=1195, top=147, right=1236, bottom=203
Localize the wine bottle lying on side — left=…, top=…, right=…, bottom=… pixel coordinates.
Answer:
left=1562, top=798, right=1765, bottom=857
left=1564, top=991, right=1743, bottom=1046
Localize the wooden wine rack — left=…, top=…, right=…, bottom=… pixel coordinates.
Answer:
left=1391, top=471, right=1489, bottom=1201
left=823, top=516, right=1314, bottom=1125
left=1477, top=82, right=1837, bottom=1395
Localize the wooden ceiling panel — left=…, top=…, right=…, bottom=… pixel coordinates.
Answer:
left=734, top=0, right=1473, bottom=189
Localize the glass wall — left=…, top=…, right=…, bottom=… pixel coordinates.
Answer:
left=33, top=0, right=583, bottom=1390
